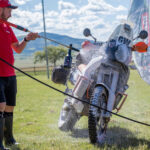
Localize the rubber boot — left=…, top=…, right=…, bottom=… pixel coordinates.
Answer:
left=0, top=112, right=9, bottom=150
left=4, top=112, right=18, bottom=146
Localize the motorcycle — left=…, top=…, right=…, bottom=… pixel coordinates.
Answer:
left=52, top=23, right=148, bottom=144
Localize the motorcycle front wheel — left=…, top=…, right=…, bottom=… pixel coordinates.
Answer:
left=88, top=86, right=108, bottom=144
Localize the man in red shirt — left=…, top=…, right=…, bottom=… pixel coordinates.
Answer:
left=0, top=0, right=39, bottom=149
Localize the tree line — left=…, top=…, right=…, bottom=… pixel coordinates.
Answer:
left=34, top=45, right=67, bottom=67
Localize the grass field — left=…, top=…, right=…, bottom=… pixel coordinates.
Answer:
left=10, top=70, right=150, bottom=150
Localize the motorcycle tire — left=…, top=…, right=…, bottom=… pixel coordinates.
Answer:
left=88, top=86, right=108, bottom=144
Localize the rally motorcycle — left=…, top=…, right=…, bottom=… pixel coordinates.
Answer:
left=52, top=23, right=148, bottom=144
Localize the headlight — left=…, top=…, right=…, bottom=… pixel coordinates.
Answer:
left=115, top=44, right=131, bottom=65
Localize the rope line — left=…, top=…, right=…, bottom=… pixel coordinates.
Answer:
left=0, top=57, right=150, bottom=127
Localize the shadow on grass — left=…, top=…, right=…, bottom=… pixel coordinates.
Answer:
left=100, top=126, right=150, bottom=149
left=70, top=126, right=150, bottom=149
left=70, top=128, right=89, bottom=138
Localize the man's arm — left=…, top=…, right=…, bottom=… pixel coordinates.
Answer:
left=11, top=40, right=27, bottom=54
left=11, top=32, right=40, bottom=54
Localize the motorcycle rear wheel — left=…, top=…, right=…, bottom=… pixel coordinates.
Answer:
left=88, top=86, right=108, bottom=144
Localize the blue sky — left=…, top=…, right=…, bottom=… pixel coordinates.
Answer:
left=10, top=0, right=130, bottom=41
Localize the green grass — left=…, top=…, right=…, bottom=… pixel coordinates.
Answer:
left=10, top=70, right=150, bottom=150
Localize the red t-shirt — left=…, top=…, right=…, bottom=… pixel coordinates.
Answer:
left=0, top=23, right=18, bottom=77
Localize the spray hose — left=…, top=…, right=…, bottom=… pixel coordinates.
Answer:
left=0, top=19, right=79, bottom=52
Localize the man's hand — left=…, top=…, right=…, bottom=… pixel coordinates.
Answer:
left=25, top=32, right=40, bottom=41
left=12, top=32, right=40, bottom=53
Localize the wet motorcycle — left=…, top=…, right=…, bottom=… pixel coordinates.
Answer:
left=53, top=23, right=148, bottom=144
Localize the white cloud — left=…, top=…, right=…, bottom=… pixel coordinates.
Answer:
left=14, top=0, right=31, bottom=5
left=11, top=9, right=42, bottom=31
left=116, top=5, right=127, bottom=11
left=10, top=0, right=129, bottom=41
left=116, top=15, right=127, bottom=20
left=46, top=11, right=59, bottom=18
left=88, top=0, right=127, bottom=12
left=78, top=0, right=127, bottom=17
left=58, top=0, right=76, bottom=10
left=34, top=3, right=42, bottom=11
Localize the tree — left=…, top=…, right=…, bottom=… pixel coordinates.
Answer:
left=34, top=45, right=67, bottom=67
left=34, top=51, right=45, bottom=64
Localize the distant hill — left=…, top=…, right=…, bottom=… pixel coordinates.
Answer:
left=14, top=32, right=87, bottom=59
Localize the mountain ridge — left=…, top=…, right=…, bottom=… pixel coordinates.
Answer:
left=14, top=32, right=87, bottom=58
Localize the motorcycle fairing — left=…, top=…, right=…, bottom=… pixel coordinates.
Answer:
left=128, top=0, right=150, bottom=84
left=106, top=23, right=132, bottom=65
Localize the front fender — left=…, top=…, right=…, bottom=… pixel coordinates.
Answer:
left=95, top=83, right=109, bottom=96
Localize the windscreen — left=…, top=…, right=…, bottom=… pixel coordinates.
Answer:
left=108, top=24, right=133, bottom=44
